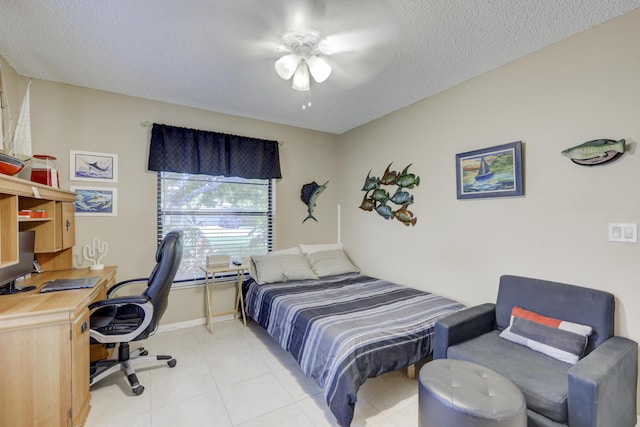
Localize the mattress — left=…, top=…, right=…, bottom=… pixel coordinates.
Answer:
left=244, top=272, right=465, bottom=426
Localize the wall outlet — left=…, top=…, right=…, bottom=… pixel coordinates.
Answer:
left=608, top=223, right=637, bottom=243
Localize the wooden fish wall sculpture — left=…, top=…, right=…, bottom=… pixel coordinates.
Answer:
left=561, top=138, right=626, bottom=166
left=359, top=163, right=419, bottom=226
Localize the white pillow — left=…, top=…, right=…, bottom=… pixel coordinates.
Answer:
left=281, top=254, right=318, bottom=281
left=249, top=247, right=301, bottom=280
left=251, top=254, right=285, bottom=284
left=299, top=243, right=343, bottom=254
left=251, top=253, right=317, bottom=284
left=307, top=249, right=359, bottom=277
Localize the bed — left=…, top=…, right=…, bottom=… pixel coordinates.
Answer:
left=244, top=249, right=465, bottom=427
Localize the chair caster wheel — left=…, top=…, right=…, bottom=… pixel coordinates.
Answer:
left=140, top=350, right=149, bottom=356
left=132, top=385, right=145, bottom=395
left=168, top=359, right=177, bottom=368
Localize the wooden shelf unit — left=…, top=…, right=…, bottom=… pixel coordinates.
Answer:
left=0, top=173, right=76, bottom=271
left=0, top=174, right=113, bottom=426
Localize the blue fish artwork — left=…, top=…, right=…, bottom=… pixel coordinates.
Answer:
left=301, top=181, right=328, bottom=223
left=361, top=170, right=380, bottom=191
left=396, top=164, right=420, bottom=189
left=375, top=203, right=394, bottom=220
left=359, top=163, right=420, bottom=227
left=389, top=188, right=413, bottom=205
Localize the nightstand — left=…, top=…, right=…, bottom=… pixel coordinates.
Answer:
left=200, top=264, right=248, bottom=333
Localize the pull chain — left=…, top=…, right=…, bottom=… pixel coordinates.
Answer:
left=302, top=88, right=312, bottom=110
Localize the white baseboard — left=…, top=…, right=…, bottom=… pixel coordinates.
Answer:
left=157, top=314, right=235, bottom=334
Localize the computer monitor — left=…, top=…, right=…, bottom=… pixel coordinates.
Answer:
left=0, top=231, right=37, bottom=295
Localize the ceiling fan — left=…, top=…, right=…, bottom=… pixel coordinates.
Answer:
left=274, top=30, right=332, bottom=91
left=251, top=0, right=400, bottom=98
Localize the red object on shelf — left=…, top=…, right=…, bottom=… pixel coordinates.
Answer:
left=0, top=153, right=25, bottom=176
left=31, top=210, right=47, bottom=218
left=31, top=154, right=59, bottom=187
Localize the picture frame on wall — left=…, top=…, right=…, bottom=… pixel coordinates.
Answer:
left=70, top=150, right=118, bottom=182
left=455, top=141, right=523, bottom=199
left=70, top=186, right=118, bottom=216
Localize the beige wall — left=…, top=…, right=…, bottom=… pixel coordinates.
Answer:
left=1, top=60, right=339, bottom=324
left=338, top=7, right=640, bottom=403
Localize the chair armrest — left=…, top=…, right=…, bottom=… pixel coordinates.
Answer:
left=568, top=336, right=638, bottom=427
left=106, top=278, right=149, bottom=298
left=89, top=295, right=149, bottom=311
left=88, top=296, right=154, bottom=344
left=433, top=303, right=496, bottom=359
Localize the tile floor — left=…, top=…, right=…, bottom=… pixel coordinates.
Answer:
left=86, top=319, right=422, bottom=427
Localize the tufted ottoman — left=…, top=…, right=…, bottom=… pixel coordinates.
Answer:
left=418, top=359, right=527, bottom=427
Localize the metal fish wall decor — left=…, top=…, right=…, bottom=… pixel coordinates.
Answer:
left=359, top=163, right=418, bottom=226
left=561, top=138, right=626, bottom=166
left=301, top=181, right=328, bottom=223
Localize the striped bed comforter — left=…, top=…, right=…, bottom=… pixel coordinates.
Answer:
left=244, top=273, right=465, bottom=426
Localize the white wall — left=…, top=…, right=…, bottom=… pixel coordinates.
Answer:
left=338, top=7, right=640, bottom=403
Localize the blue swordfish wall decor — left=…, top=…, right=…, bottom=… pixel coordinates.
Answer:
left=301, top=181, right=329, bottom=223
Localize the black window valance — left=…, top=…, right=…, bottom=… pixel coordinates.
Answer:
left=148, top=123, right=282, bottom=179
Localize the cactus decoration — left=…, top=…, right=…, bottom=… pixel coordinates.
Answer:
left=359, top=163, right=419, bottom=226
left=82, top=237, right=109, bottom=270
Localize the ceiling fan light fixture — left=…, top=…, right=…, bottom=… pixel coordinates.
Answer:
left=306, top=55, right=331, bottom=83
left=274, top=30, right=332, bottom=92
left=291, top=62, right=310, bottom=91
left=275, top=53, right=300, bottom=80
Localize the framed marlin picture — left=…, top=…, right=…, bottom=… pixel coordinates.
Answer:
left=456, top=141, right=523, bottom=199
left=70, top=186, right=117, bottom=216
left=70, top=150, right=118, bottom=182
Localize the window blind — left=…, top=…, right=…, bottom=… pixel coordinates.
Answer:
left=157, top=172, right=274, bottom=282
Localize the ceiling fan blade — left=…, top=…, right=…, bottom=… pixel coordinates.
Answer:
left=322, top=26, right=396, bottom=55
left=281, top=0, right=328, bottom=33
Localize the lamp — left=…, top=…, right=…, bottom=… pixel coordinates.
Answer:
left=274, top=31, right=332, bottom=92
left=291, top=62, right=310, bottom=91
left=274, top=54, right=300, bottom=80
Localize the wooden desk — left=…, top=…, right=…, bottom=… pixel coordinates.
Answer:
left=200, top=264, right=247, bottom=333
left=0, top=266, right=117, bottom=427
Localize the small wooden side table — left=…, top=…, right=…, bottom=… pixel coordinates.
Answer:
left=200, top=264, right=248, bottom=333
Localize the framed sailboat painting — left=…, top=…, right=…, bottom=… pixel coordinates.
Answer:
left=455, top=141, right=523, bottom=199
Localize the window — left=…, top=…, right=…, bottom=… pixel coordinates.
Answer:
left=157, top=172, right=274, bottom=282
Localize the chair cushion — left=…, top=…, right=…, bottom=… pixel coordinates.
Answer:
left=447, top=330, right=572, bottom=424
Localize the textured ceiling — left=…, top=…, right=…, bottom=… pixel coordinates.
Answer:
left=1, top=0, right=639, bottom=134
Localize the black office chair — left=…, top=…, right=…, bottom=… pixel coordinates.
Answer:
left=89, top=230, right=183, bottom=395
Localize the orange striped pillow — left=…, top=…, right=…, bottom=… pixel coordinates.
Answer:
left=499, top=306, right=593, bottom=364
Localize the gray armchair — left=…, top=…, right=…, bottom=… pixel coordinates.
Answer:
left=434, top=275, right=637, bottom=427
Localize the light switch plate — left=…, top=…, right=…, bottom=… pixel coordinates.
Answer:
left=608, top=223, right=637, bottom=243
